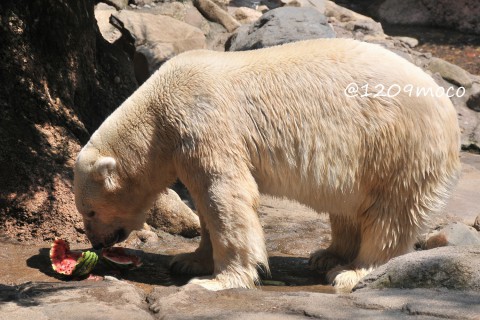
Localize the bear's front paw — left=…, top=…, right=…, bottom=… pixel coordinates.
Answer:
left=309, top=249, right=345, bottom=273
left=326, top=265, right=373, bottom=292
left=170, top=252, right=213, bottom=276
left=187, top=271, right=256, bottom=291
left=187, top=276, right=229, bottom=291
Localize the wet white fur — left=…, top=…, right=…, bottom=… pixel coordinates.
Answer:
left=74, top=38, right=461, bottom=291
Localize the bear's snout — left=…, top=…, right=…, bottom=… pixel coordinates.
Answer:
left=83, top=218, right=128, bottom=249
left=94, top=228, right=127, bottom=249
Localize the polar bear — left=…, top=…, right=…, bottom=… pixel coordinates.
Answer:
left=74, top=38, right=461, bottom=291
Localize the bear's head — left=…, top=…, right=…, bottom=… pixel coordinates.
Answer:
left=73, top=146, right=153, bottom=249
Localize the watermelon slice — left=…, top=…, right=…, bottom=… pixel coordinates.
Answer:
left=50, top=239, right=98, bottom=276
left=101, top=247, right=142, bottom=270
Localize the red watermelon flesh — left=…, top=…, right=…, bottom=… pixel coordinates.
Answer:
left=101, top=247, right=142, bottom=269
left=50, top=239, right=82, bottom=275
left=50, top=239, right=98, bottom=276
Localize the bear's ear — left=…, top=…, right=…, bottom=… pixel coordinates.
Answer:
left=92, top=157, right=118, bottom=191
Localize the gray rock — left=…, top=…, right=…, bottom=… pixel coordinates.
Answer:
left=231, top=7, right=262, bottom=25
left=95, top=3, right=122, bottom=44
left=324, top=1, right=385, bottom=40
left=467, top=84, right=480, bottom=112
left=139, top=0, right=230, bottom=51
left=193, top=0, right=241, bottom=32
left=111, top=10, right=206, bottom=83
left=427, top=57, right=473, bottom=88
left=226, top=7, right=335, bottom=51
left=145, top=282, right=480, bottom=319
left=147, top=188, right=200, bottom=238
left=8, top=278, right=479, bottom=320
left=343, top=18, right=384, bottom=37
left=325, top=0, right=370, bottom=23
left=134, top=226, right=159, bottom=244
left=474, top=215, right=480, bottom=231
left=281, top=0, right=326, bottom=14
left=351, top=288, right=480, bottom=320
left=257, top=5, right=269, bottom=13
left=357, top=245, right=480, bottom=291
left=0, top=280, right=153, bottom=320
left=394, top=36, right=418, bottom=48
left=130, top=0, right=153, bottom=6
left=374, top=0, right=480, bottom=35
left=102, top=0, right=129, bottom=10
left=423, top=222, right=480, bottom=249
left=449, top=88, right=480, bottom=152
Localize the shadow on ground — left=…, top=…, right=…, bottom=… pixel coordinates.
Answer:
left=25, top=247, right=328, bottom=290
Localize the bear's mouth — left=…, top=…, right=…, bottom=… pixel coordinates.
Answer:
left=93, top=228, right=127, bottom=249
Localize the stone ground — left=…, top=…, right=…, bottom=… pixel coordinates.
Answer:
left=0, top=152, right=479, bottom=319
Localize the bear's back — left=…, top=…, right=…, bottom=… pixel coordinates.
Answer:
left=151, top=39, right=460, bottom=214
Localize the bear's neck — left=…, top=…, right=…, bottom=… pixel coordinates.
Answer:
left=91, top=81, right=178, bottom=195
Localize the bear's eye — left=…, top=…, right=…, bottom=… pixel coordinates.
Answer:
left=86, top=211, right=95, bottom=218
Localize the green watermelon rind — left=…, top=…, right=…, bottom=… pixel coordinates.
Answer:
left=73, top=251, right=99, bottom=276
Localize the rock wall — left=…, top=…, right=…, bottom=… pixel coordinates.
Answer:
left=366, top=0, right=480, bottom=35
left=0, top=0, right=137, bottom=242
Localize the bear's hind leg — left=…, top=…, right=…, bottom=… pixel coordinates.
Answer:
left=327, top=203, right=418, bottom=291
left=309, top=213, right=360, bottom=273
left=170, top=215, right=214, bottom=275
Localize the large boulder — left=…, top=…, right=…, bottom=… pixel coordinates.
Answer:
left=226, top=7, right=335, bottom=51
left=0, top=280, right=154, bottom=320
left=325, top=0, right=385, bottom=40
left=427, top=57, right=473, bottom=88
left=111, top=10, right=207, bottom=83
left=147, top=189, right=200, bottom=238
left=138, top=0, right=232, bottom=51
left=356, top=245, right=480, bottom=291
